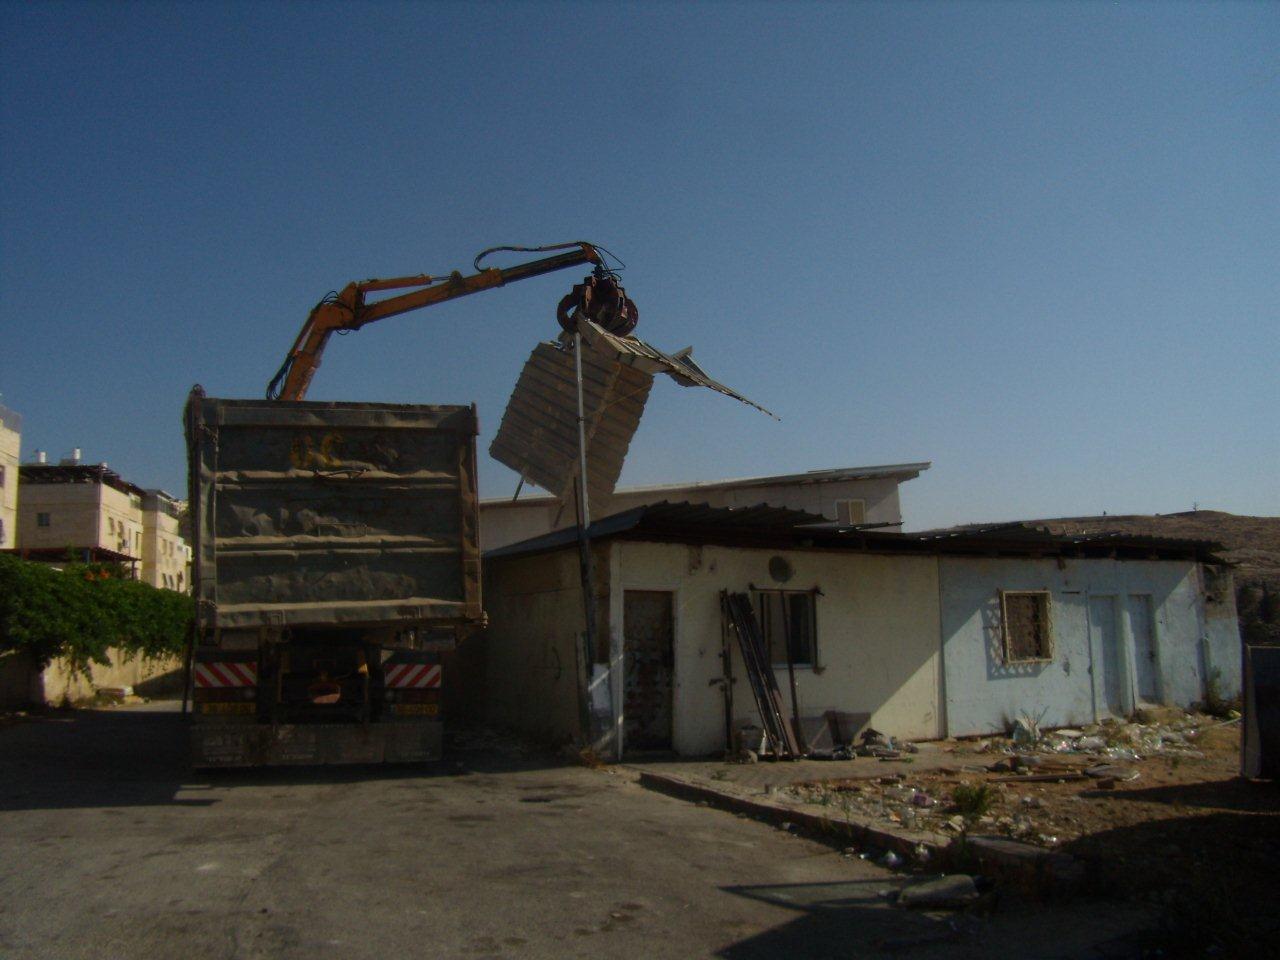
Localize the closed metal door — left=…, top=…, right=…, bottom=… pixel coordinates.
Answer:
left=1089, top=596, right=1125, bottom=717
left=1128, top=594, right=1160, bottom=702
left=623, top=590, right=674, bottom=751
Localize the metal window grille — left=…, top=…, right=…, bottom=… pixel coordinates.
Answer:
left=1000, top=590, right=1053, bottom=662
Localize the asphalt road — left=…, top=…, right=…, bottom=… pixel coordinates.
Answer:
left=0, top=704, right=1147, bottom=960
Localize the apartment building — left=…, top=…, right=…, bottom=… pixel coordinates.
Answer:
left=0, top=404, right=19, bottom=549
left=16, top=454, right=147, bottom=573
left=141, top=490, right=191, bottom=592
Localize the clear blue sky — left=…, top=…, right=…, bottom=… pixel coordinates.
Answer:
left=2, top=1, right=1276, bottom=529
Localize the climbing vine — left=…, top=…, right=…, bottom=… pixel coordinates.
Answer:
left=0, top=554, right=192, bottom=676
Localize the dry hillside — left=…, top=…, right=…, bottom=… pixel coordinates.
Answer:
left=1027, top=511, right=1280, bottom=644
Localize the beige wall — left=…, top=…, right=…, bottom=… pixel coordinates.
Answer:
left=481, top=475, right=907, bottom=551
left=481, top=544, right=610, bottom=745
left=609, top=541, right=943, bottom=756
left=18, top=480, right=144, bottom=563
left=482, top=538, right=943, bottom=756
left=142, top=494, right=189, bottom=591
left=0, top=647, right=183, bottom=706
left=482, top=550, right=581, bottom=744
left=0, top=416, right=18, bottom=549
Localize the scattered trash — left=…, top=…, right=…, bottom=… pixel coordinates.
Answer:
left=861, top=728, right=891, bottom=748
left=912, top=843, right=931, bottom=863
left=880, top=851, right=904, bottom=868
left=1085, top=764, right=1140, bottom=782
left=1011, top=717, right=1039, bottom=745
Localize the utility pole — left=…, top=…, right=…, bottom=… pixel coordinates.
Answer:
left=572, top=330, right=597, bottom=747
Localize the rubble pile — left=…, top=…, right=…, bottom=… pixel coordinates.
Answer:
left=786, top=709, right=1238, bottom=848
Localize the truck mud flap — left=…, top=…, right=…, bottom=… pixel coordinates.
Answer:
left=191, top=721, right=443, bottom=767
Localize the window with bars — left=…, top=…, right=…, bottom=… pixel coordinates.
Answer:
left=751, top=589, right=818, bottom=667
left=1000, top=590, right=1053, bottom=663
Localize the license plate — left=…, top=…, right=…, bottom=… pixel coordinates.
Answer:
left=395, top=703, right=439, bottom=717
left=200, top=702, right=255, bottom=715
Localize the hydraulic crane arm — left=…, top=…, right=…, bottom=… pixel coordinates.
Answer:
left=267, top=242, right=614, bottom=401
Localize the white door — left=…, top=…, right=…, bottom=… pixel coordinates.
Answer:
left=1128, top=594, right=1160, bottom=703
left=1089, top=596, right=1125, bottom=717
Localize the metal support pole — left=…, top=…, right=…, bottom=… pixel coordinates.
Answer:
left=781, top=596, right=803, bottom=757
left=573, top=332, right=597, bottom=745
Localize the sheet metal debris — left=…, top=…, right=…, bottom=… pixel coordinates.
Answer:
left=490, top=319, right=774, bottom=507
left=489, top=340, right=652, bottom=510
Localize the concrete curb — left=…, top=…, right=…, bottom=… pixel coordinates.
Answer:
left=635, top=770, right=1084, bottom=895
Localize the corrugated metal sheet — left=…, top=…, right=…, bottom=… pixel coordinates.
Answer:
left=575, top=319, right=776, bottom=418
left=186, top=396, right=482, bottom=631
left=489, top=341, right=653, bottom=513
left=484, top=500, right=1223, bottom=563
left=489, top=323, right=774, bottom=510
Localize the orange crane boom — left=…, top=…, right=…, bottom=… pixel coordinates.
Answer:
left=267, top=242, right=630, bottom=401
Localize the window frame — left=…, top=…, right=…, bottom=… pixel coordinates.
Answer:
left=36, top=511, right=51, bottom=528
left=999, top=589, right=1054, bottom=664
left=751, top=587, right=819, bottom=669
left=834, top=498, right=867, bottom=526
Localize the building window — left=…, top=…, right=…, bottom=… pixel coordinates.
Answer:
left=752, top=589, right=818, bottom=667
left=37, top=512, right=51, bottom=528
left=1000, top=590, right=1053, bottom=662
left=835, top=499, right=866, bottom=526
left=0, top=465, right=5, bottom=487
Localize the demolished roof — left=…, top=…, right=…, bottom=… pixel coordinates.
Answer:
left=488, top=319, right=773, bottom=510
left=485, top=501, right=1226, bottom=564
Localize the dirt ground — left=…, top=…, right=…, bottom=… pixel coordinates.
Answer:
left=786, top=713, right=1279, bottom=957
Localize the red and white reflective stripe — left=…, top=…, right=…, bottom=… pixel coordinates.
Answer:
left=383, top=663, right=442, bottom=689
left=194, top=662, right=258, bottom=688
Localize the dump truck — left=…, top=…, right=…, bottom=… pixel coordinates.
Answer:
left=184, top=392, right=482, bottom=765
left=183, top=243, right=636, bottom=766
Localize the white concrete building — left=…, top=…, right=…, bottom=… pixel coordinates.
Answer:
left=141, top=490, right=191, bottom=592
left=479, top=462, right=930, bottom=551
left=478, top=504, right=1241, bottom=756
left=15, top=458, right=191, bottom=591
left=0, top=404, right=20, bottom=550
left=17, top=457, right=146, bottom=572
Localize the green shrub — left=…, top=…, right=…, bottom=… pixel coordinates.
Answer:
left=1201, top=668, right=1241, bottom=719
left=0, top=554, right=192, bottom=677
left=951, top=782, right=997, bottom=821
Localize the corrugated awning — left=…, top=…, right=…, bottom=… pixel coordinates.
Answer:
left=484, top=500, right=1226, bottom=564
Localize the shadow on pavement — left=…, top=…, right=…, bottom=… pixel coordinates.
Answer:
left=0, top=705, right=576, bottom=812
left=715, top=879, right=964, bottom=959
left=1059, top=808, right=1280, bottom=957
left=1079, top=775, right=1280, bottom=812
left=0, top=705, right=206, bottom=812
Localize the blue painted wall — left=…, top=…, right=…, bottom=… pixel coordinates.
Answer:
left=939, top=558, right=1240, bottom=737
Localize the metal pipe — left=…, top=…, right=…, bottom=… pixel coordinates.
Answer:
left=781, top=595, right=803, bottom=756
left=573, top=331, right=598, bottom=745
